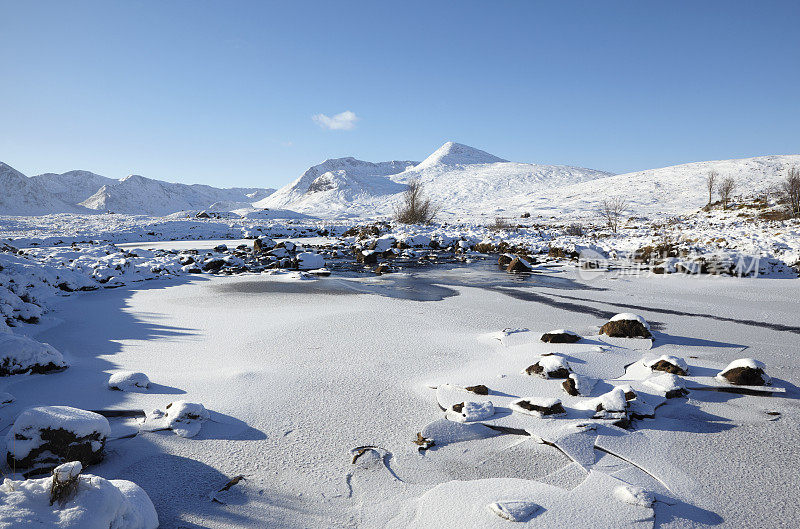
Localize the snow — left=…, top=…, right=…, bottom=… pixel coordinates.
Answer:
left=6, top=406, right=110, bottom=464
left=107, top=371, right=150, bottom=391
left=0, top=471, right=158, bottom=529
left=144, top=400, right=209, bottom=438
left=613, top=484, right=655, bottom=508
left=609, top=313, right=651, bottom=330
left=53, top=461, right=83, bottom=481
left=295, top=252, right=325, bottom=270
left=449, top=401, right=495, bottom=423
left=0, top=333, right=67, bottom=375
left=487, top=499, right=541, bottom=521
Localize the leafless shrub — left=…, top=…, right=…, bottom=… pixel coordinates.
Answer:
left=565, top=223, right=584, bottom=236
left=705, top=170, right=718, bottom=207
left=490, top=216, right=514, bottom=231
left=598, top=197, right=627, bottom=233
left=718, top=177, right=736, bottom=210
left=394, top=179, right=439, bottom=224
left=780, top=167, right=800, bottom=218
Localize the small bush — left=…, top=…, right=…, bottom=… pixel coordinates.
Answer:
left=395, top=180, right=439, bottom=225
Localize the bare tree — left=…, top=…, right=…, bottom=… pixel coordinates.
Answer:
left=598, top=196, right=627, bottom=233
left=705, top=170, right=718, bottom=206
left=395, top=179, right=439, bottom=224
left=781, top=167, right=800, bottom=218
left=718, top=177, right=736, bottom=210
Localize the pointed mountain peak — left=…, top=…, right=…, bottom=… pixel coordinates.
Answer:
left=414, top=142, right=507, bottom=171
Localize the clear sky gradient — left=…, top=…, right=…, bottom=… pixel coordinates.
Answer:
left=1, top=1, right=798, bottom=188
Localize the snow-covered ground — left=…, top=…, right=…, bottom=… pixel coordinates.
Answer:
left=2, top=261, right=798, bottom=527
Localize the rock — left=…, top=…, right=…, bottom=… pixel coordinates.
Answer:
left=498, top=253, right=515, bottom=267
left=511, top=398, right=566, bottom=417
left=645, top=373, right=688, bottom=398
left=449, top=401, right=495, bottom=423
left=413, top=432, right=434, bottom=451
left=296, top=252, right=325, bottom=270
left=0, top=334, right=68, bottom=376
left=7, top=406, right=110, bottom=471
left=276, top=241, right=296, bottom=252
left=374, top=264, right=391, bottom=275
left=201, top=258, right=225, bottom=272
left=524, top=355, right=571, bottom=379
left=506, top=256, right=533, bottom=273
left=717, top=358, right=770, bottom=386
left=144, top=401, right=209, bottom=438
left=213, top=244, right=228, bottom=252
left=195, top=211, right=210, bottom=218
left=540, top=329, right=581, bottom=343
left=561, top=374, right=595, bottom=396
left=357, top=250, right=379, bottom=264
left=646, top=355, right=688, bottom=376
left=107, top=371, right=150, bottom=391
left=599, top=313, right=652, bottom=339
left=253, top=237, right=276, bottom=253
left=464, top=384, right=489, bottom=395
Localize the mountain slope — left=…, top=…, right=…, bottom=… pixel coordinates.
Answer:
left=0, top=163, right=88, bottom=215
left=513, top=154, right=800, bottom=219
left=80, top=174, right=275, bottom=216
left=259, top=142, right=613, bottom=218
left=32, top=170, right=117, bottom=205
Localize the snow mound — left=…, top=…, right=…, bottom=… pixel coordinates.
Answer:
left=7, top=406, right=110, bottom=469
left=295, top=252, right=325, bottom=270
left=145, top=401, right=209, bottom=438
left=107, top=371, right=150, bottom=391
left=450, top=401, right=495, bottom=423
left=613, top=484, right=655, bottom=508
left=0, top=333, right=67, bottom=376
left=487, top=500, right=540, bottom=521
left=0, top=470, right=158, bottom=528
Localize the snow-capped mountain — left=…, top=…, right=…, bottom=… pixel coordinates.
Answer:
left=31, top=170, right=117, bottom=205
left=258, top=142, right=614, bottom=218
left=0, top=162, right=88, bottom=215
left=80, top=174, right=275, bottom=216
left=256, top=157, right=417, bottom=215
left=0, top=163, right=275, bottom=217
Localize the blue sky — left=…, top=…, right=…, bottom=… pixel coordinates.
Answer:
left=1, top=1, right=798, bottom=188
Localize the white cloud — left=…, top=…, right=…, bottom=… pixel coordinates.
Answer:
left=312, top=110, right=359, bottom=131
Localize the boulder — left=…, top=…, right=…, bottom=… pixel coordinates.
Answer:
left=107, top=371, right=150, bottom=391
left=0, top=334, right=68, bottom=376
left=599, top=313, right=652, bottom=339
left=296, top=252, right=325, bottom=270
left=374, top=264, right=391, bottom=275
left=356, top=250, right=379, bottom=264
left=524, top=355, right=571, bottom=379
left=717, top=358, right=770, bottom=386
left=201, top=258, right=225, bottom=272
left=506, top=256, right=533, bottom=273
left=540, top=329, right=581, bottom=343
left=646, top=355, right=688, bottom=376
left=144, top=401, right=209, bottom=438
left=464, top=384, right=489, bottom=395
left=6, top=406, right=110, bottom=471
left=511, top=398, right=566, bottom=417
left=253, top=237, right=276, bottom=253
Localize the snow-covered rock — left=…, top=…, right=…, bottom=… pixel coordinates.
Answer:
left=107, top=371, right=150, bottom=391
left=524, top=355, right=571, bottom=379
left=295, top=252, right=325, bottom=270
left=145, top=401, right=209, bottom=438
left=613, top=484, right=655, bottom=508
left=717, top=358, right=771, bottom=386
left=0, top=333, right=67, bottom=376
left=0, top=469, right=158, bottom=528
left=6, top=406, right=110, bottom=470
left=449, top=401, right=495, bottom=423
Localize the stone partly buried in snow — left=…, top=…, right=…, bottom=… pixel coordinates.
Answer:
left=144, top=401, right=210, bottom=438
left=295, top=252, right=325, bottom=270
left=449, top=401, right=495, bottom=423
left=464, top=384, right=489, bottom=395
left=562, top=373, right=596, bottom=396
left=540, top=329, right=582, bottom=344
left=107, top=371, right=151, bottom=391
left=645, top=355, right=689, bottom=376
left=511, top=397, right=566, bottom=417
left=6, top=406, right=110, bottom=471
left=0, top=333, right=68, bottom=376
left=717, top=358, right=771, bottom=386
left=645, top=373, right=688, bottom=398
left=599, top=313, right=653, bottom=339
left=524, top=355, right=571, bottom=379
left=488, top=500, right=541, bottom=522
